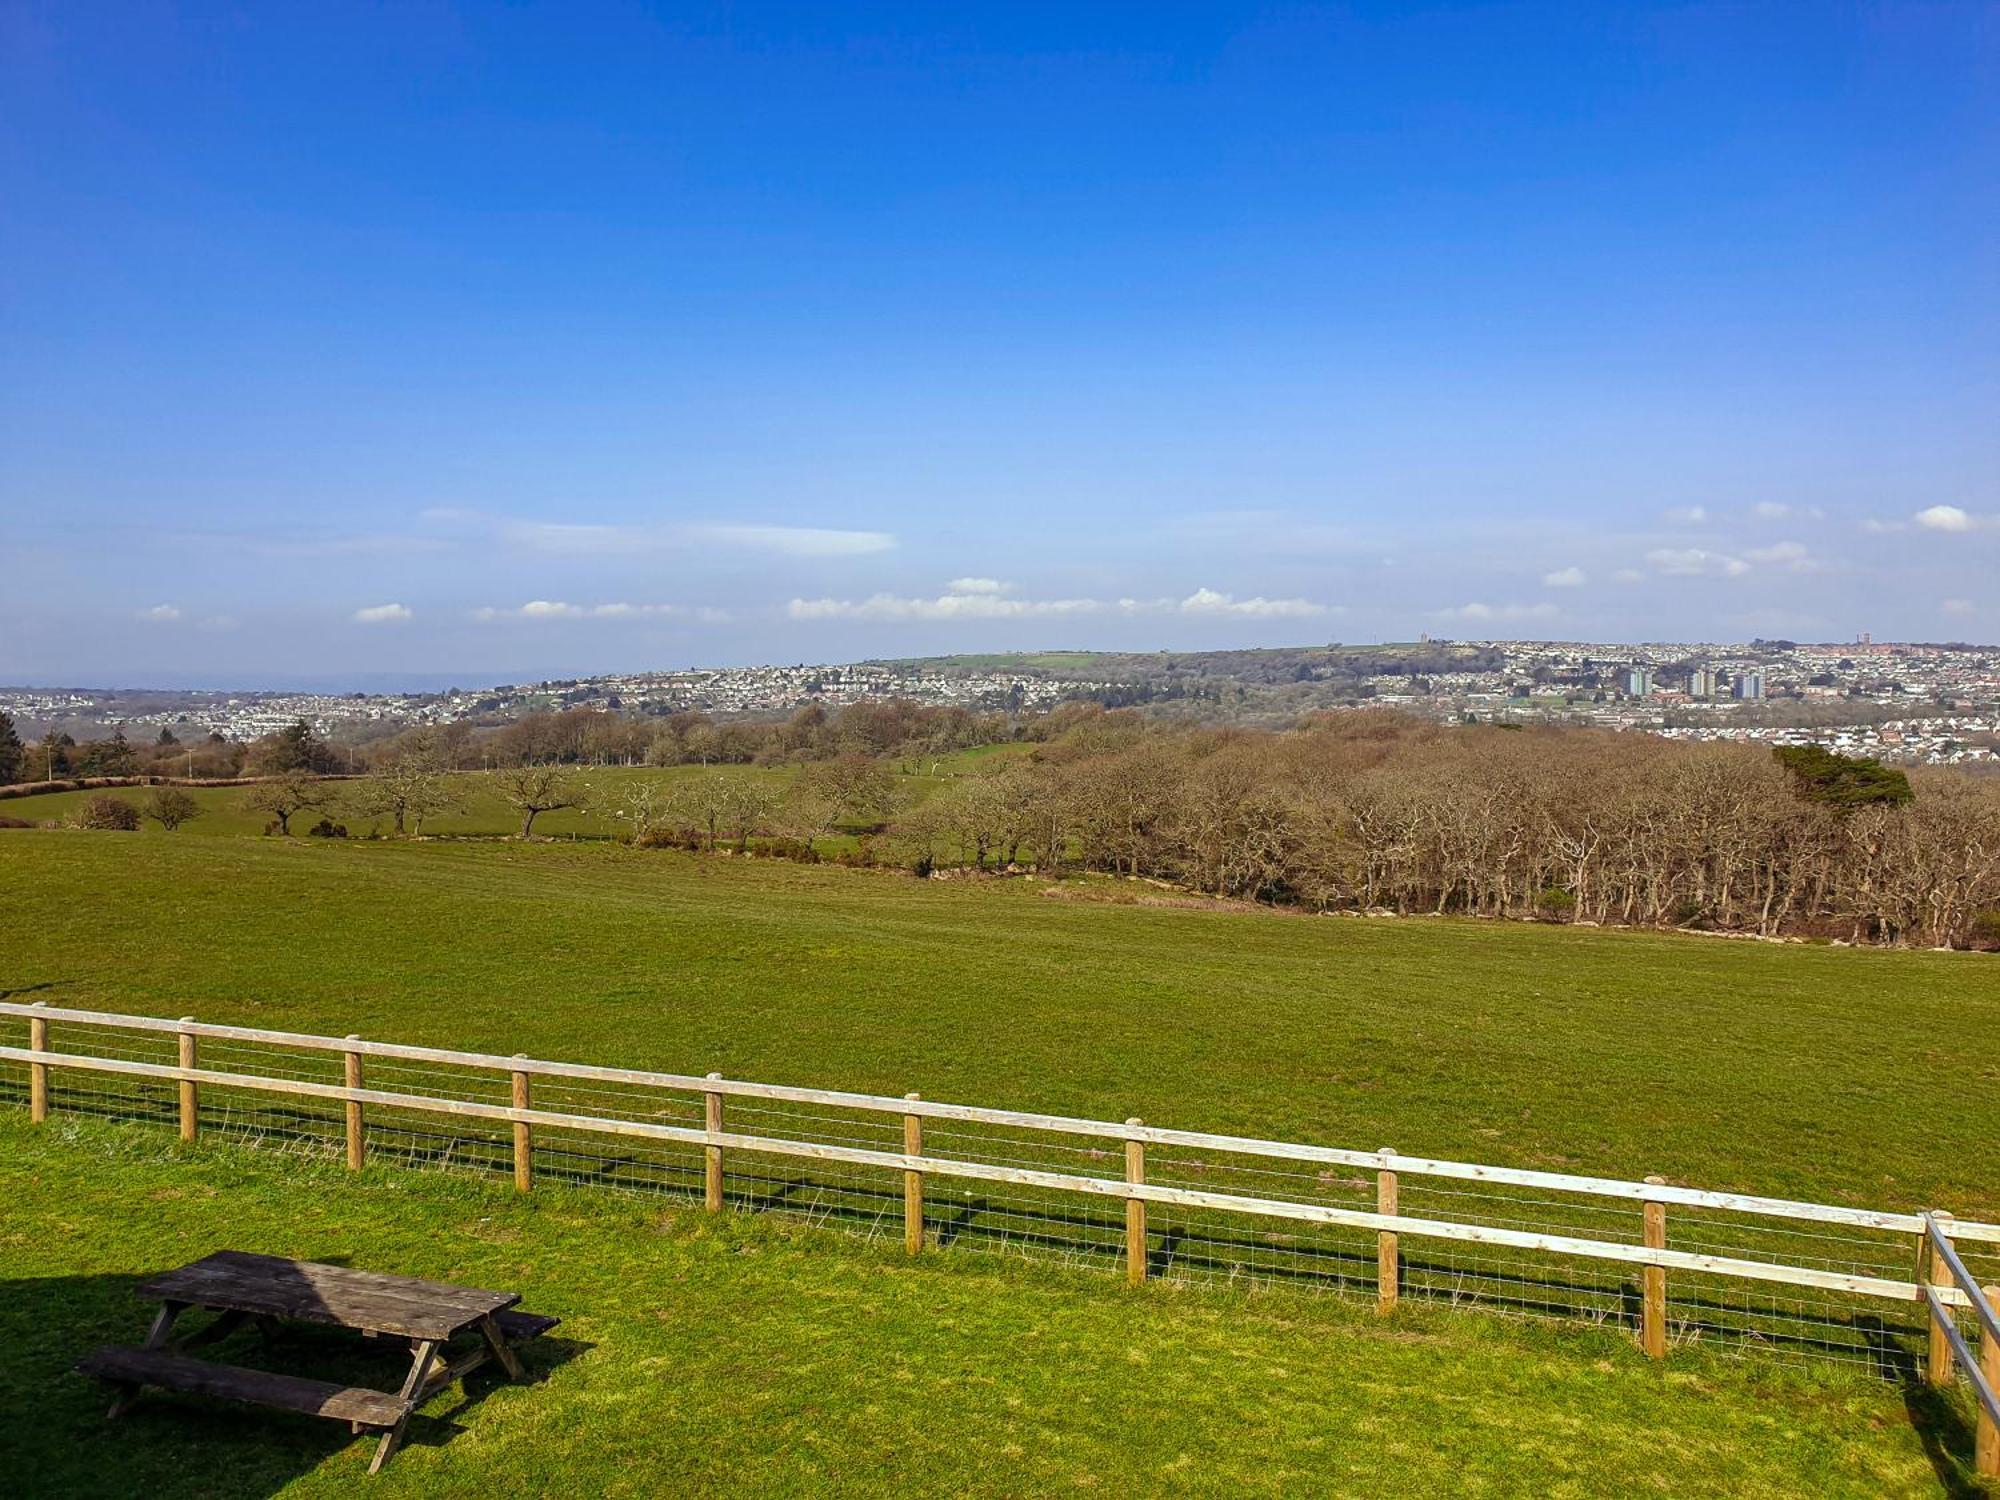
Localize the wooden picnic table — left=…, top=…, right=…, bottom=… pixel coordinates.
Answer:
left=77, top=1250, right=560, bottom=1474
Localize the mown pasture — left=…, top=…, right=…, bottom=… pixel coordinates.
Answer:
left=0, top=831, right=1996, bottom=1494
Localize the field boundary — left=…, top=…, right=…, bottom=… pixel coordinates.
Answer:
left=5, top=996, right=1998, bottom=1462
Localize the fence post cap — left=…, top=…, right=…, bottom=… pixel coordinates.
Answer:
left=1644, top=1174, right=1666, bottom=1186
left=705, top=1070, right=723, bottom=1080
left=1932, top=1209, right=1955, bottom=1221
left=345, top=1033, right=361, bottom=1041
left=904, top=1091, right=921, bottom=1102
left=1124, top=1116, right=1143, bottom=1128
left=1377, top=1146, right=1396, bottom=1158
left=29, top=999, right=46, bottom=1008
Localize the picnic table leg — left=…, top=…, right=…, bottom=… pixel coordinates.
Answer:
left=107, top=1301, right=187, bottom=1418
left=368, top=1338, right=439, bottom=1475
left=478, top=1313, right=525, bottom=1381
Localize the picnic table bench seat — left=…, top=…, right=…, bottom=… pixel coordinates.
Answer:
left=76, top=1251, right=561, bottom=1473
left=77, top=1345, right=413, bottom=1428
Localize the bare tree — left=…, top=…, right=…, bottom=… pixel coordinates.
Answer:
left=357, top=736, right=459, bottom=834
left=144, top=787, right=203, bottom=831
left=243, top=770, right=330, bottom=836
left=492, top=765, right=590, bottom=838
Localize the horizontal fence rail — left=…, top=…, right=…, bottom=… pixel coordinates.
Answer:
left=6, top=996, right=1999, bottom=1451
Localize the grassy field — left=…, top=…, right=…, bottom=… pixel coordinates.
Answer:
left=0, top=1114, right=1980, bottom=1498
left=2, top=747, right=1021, bottom=840
left=1, top=829, right=1997, bottom=1494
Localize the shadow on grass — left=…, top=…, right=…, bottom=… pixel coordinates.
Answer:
left=0, top=1269, right=588, bottom=1500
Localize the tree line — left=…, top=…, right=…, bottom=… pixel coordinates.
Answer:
left=861, top=711, right=1998, bottom=950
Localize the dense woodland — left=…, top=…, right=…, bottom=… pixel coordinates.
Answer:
left=3, top=701, right=1997, bottom=949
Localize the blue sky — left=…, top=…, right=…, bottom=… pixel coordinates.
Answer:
left=1, top=2, right=1994, bottom=688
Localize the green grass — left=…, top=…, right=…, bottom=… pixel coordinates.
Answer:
left=0, top=1113, right=1980, bottom=1498
left=1, top=830, right=1994, bottom=1218
left=3, top=747, right=1022, bottom=840
left=2, top=831, right=1997, bottom=1494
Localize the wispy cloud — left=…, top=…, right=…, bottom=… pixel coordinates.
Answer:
left=137, top=604, right=182, bottom=623
left=688, top=523, right=896, bottom=557
left=789, top=590, right=1104, bottom=622
left=1174, top=587, right=1330, bottom=618
left=436, top=511, right=898, bottom=558
left=1750, top=502, right=1824, bottom=522
left=1647, top=547, right=1749, bottom=578
left=788, top=581, right=1332, bottom=623
left=1941, top=598, right=1976, bottom=618
left=1438, top=601, right=1559, bottom=623
left=1742, top=541, right=1817, bottom=573
left=471, top=600, right=729, bottom=624
left=352, top=602, right=412, bottom=625
left=1662, top=505, right=1709, bottom=525
left=1542, top=566, right=1586, bottom=588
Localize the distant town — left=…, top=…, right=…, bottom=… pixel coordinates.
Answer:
left=5, top=635, right=1998, bottom=766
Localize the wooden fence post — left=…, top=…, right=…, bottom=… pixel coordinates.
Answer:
left=176, top=1018, right=198, bottom=1142
left=28, top=1001, right=48, bottom=1123
left=1924, top=1212, right=1956, bottom=1386
left=343, top=1036, right=365, bottom=1171
left=511, top=1058, right=532, bottom=1193
left=1124, top=1118, right=1146, bottom=1286
left=1979, top=1284, right=1999, bottom=1480
left=704, top=1072, right=724, bottom=1212
left=903, top=1093, right=924, bottom=1255
left=1642, top=1175, right=1668, bottom=1360
left=1376, top=1148, right=1400, bottom=1314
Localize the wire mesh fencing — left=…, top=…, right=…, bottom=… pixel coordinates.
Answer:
left=4, top=1001, right=1996, bottom=1394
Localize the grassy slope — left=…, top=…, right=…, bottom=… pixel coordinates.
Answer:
left=0, top=1114, right=1972, bottom=1499
left=3, top=748, right=1020, bottom=840
left=0, top=830, right=1995, bottom=1218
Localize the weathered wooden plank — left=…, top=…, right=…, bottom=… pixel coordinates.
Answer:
left=8, top=1001, right=1993, bottom=1245
left=77, top=1346, right=411, bottom=1427
left=138, top=1251, right=516, bottom=1340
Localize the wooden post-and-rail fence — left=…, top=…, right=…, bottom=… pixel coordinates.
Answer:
left=5, top=998, right=1999, bottom=1470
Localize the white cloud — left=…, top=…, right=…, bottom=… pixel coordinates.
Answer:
left=1612, top=568, right=1644, bottom=584
left=1742, top=541, right=1816, bottom=572
left=1542, top=566, right=1586, bottom=588
left=1914, top=504, right=1979, bottom=533
left=787, top=581, right=1331, bottom=623
left=473, top=600, right=725, bottom=624
left=1750, top=502, right=1824, bottom=522
left=1439, top=601, right=1559, bottom=623
left=788, top=590, right=1103, bottom=622
left=440, top=510, right=898, bottom=558
left=1941, top=599, right=1976, bottom=618
left=1861, top=518, right=1905, bottom=534
left=352, top=602, right=412, bottom=625
left=1662, top=505, right=1708, bottom=525
left=1175, top=587, right=1329, bottom=618
left=692, top=524, right=896, bottom=557
left=1647, top=547, right=1750, bottom=578
left=137, top=604, right=182, bottom=623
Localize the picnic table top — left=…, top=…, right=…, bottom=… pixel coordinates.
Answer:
left=136, top=1250, right=520, bottom=1342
